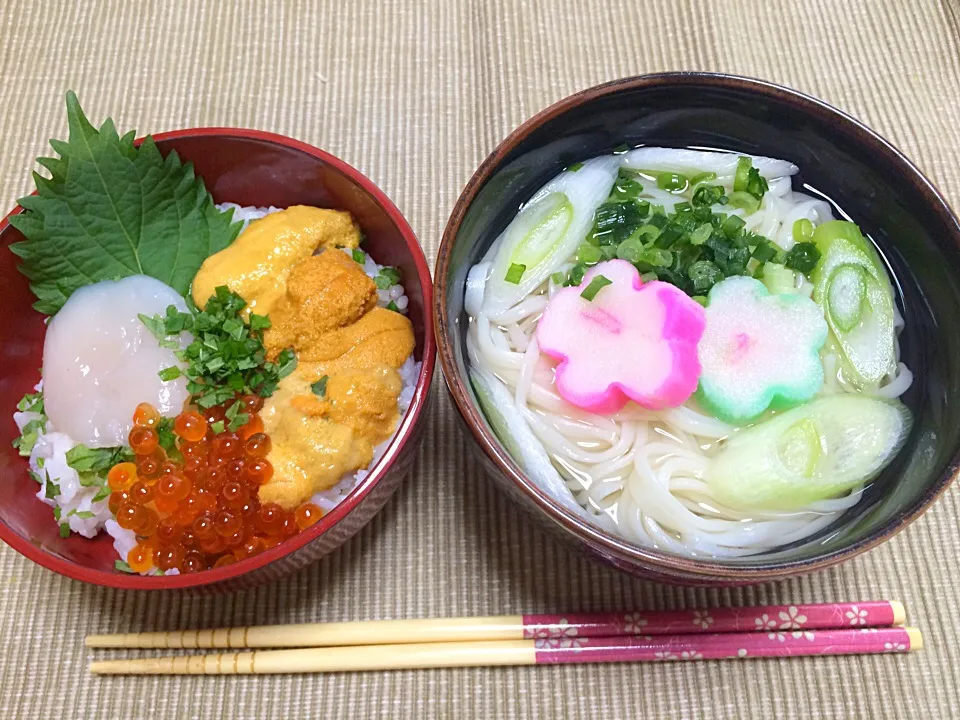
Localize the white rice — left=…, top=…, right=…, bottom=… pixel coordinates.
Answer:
left=13, top=382, right=112, bottom=539
left=219, top=204, right=421, bottom=514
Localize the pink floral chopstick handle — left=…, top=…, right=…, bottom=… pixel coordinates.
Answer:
left=521, top=601, right=901, bottom=641
left=532, top=627, right=917, bottom=663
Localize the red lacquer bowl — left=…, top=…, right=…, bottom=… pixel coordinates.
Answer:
left=0, top=129, right=435, bottom=591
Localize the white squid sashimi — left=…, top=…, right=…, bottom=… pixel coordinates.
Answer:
left=621, top=147, right=798, bottom=180
left=481, top=156, right=619, bottom=321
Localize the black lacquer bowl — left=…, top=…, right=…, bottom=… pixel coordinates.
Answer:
left=435, top=73, right=960, bottom=584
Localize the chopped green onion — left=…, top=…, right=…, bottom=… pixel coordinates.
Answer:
left=727, top=191, right=761, bottom=213
left=688, top=260, right=725, bottom=293
left=114, top=560, right=135, bottom=573
left=550, top=271, right=565, bottom=285
left=567, top=162, right=584, bottom=172
left=311, top=375, right=330, bottom=397
left=793, top=218, right=815, bottom=241
left=616, top=237, right=645, bottom=263
left=692, top=295, right=708, bottom=306
left=690, top=223, right=713, bottom=246
left=609, top=173, right=644, bottom=202
left=613, top=143, right=631, bottom=154
left=639, top=248, right=673, bottom=268
left=734, top=156, right=752, bottom=192
left=565, top=264, right=587, bottom=286
left=690, top=171, right=718, bottom=187
left=59, top=523, right=71, bottom=538
left=751, top=242, right=778, bottom=263
left=580, top=275, right=613, bottom=301
left=746, top=168, right=770, bottom=200
left=721, top=215, right=746, bottom=238
left=654, top=224, right=684, bottom=248
left=504, top=263, right=526, bottom=284
left=577, top=243, right=603, bottom=265
left=386, top=300, right=400, bottom=312
left=352, top=249, right=366, bottom=264
left=656, top=172, right=688, bottom=192
left=673, top=201, right=692, bottom=215
left=633, top=224, right=661, bottom=242
left=692, top=185, right=727, bottom=207
left=784, top=241, right=822, bottom=274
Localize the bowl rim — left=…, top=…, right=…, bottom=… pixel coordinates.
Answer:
left=434, top=71, right=960, bottom=581
left=0, top=126, right=436, bottom=590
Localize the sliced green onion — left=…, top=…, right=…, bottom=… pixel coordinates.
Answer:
left=613, top=143, right=631, bottom=155
left=504, top=263, right=526, bottom=284
left=580, top=275, right=613, bottom=301
left=616, top=237, right=645, bottom=263
left=690, top=171, right=718, bottom=186
left=784, top=241, right=822, bottom=274
left=673, top=201, right=692, bottom=214
left=692, top=295, right=708, bottom=306
left=567, top=161, right=584, bottom=172
left=751, top=242, right=778, bottom=263
left=721, top=215, right=746, bottom=238
left=352, top=249, right=366, bottom=264
left=746, top=168, right=770, bottom=200
left=727, top=191, right=761, bottom=213
left=577, top=243, right=603, bottom=265
left=656, top=172, right=688, bottom=192
left=688, top=260, right=724, bottom=293
left=550, top=271, right=565, bottom=285
left=654, top=224, right=684, bottom=248
left=734, top=156, right=752, bottom=192
left=640, top=248, right=673, bottom=267
left=690, top=223, right=713, bottom=246
left=634, top=200, right=651, bottom=217
left=793, top=218, right=815, bottom=241
left=692, top=185, right=727, bottom=207
left=565, top=264, right=587, bottom=286
left=651, top=204, right=666, bottom=216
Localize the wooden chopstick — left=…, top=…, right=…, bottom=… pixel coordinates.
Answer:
left=85, top=600, right=905, bottom=649
left=88, top=627, right=923, bottom=675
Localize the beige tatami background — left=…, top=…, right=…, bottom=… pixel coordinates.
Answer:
left=1, top=1, right=959, bottom=718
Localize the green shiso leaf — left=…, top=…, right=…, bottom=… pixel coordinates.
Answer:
left=8, top=91, right=242, bottom=314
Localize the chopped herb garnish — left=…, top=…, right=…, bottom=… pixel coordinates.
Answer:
left=656, top=172, right=688, bottom=192
left=67, top=509, right=95, bottom=519
left=504, top=263, right=526, bottom=284
left=564, top=264, right=587, bottom=287
left=692, top=185, right=727, bottom=208
left=581, top=275, right=613, bottom=301
left=157, top=366, right=182, bottom=382
left=352, top=249, right=366, bottom=264
left=793, top=218, right=815, bottom=241
left=211, top=420, right=225, bottom=434
left=550, top=271, right=565, bottom=285
left=567, top=162, right=584, bottom=172
left=311, top=375, right=330, bottom=397
left=16, top=391, right=44, bottom=414
left=374, top=266, right=402, bottom=289
left=44, top=472, right=60, bottom=500
left=59, top=523, right=71, bottom=538
left=612, top=143, right=630, bottom=155
left=386, top=300, right=400, bottom=312
left=155, top=417, right=180, bottom=461
left=114, top=560, right=135, bottom=573
left=784, top=242, right=822, bottom=273
left=224, top=401, right=249, bottom=432
left=142, top=286, right=295, bottom=409
left=53, top=506, right=61, bottom=521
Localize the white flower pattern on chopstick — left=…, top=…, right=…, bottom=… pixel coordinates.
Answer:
left=778, top=606, right=814, bottom=641
left=846, top=605, right=868, bottom=626
left=884, top=642, right=906, bottom=652
left=622, top=612, right=648, bottom=634
left=755, top=613, right=784, bottom=640
left=532, top=618, right=586, bottom=650
left=680, top=651, right=703, bottom=660
left=654, top=651, right=676, bottom=661
left=692, top=610, right=714, bottom=631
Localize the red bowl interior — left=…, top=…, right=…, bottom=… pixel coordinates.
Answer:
left=0, top=128, right=435, bottom=590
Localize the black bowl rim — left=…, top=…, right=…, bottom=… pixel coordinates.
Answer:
left=434, top=71, right=960, bottom=581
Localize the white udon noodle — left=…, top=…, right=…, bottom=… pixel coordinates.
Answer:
left=467, top=157, right=913, bottom=558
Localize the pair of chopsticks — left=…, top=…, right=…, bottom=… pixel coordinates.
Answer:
left=87, top=600, right=920, bottom=675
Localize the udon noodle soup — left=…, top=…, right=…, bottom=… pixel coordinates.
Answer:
left=465, top=147, right=913, bottom=559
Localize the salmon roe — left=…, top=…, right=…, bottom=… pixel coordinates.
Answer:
left=109, top=402, right=322, bottom=574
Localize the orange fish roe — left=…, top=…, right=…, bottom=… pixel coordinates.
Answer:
left=110, top=401, right=324, bottom=575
